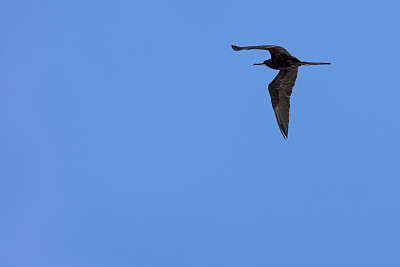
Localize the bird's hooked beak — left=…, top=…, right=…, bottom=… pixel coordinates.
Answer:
left=253, top=62, right=266, bottom=66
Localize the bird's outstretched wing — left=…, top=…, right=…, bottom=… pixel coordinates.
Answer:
left=232, top=45, right=294, bottom=61
left=268, top=66, right=298, bottom=138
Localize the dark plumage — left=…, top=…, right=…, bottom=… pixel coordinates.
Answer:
left=232, top=45, right=330, bottom=139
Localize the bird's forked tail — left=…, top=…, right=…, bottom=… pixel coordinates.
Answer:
left=300, top=61, right=331, bottom=65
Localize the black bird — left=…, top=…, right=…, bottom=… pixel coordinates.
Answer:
left=232, top=45, right=330, bottom=139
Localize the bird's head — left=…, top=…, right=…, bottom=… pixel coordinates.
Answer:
left=253, top=59, right=271, bottom=67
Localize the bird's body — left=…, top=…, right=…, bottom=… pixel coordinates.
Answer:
left=232, top=45, right=330, bottom=138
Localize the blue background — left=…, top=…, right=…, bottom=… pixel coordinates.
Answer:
left=1, top=0, right=400, bottom=266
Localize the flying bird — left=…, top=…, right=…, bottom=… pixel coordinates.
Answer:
left=232, top=45, right=330, bottom=139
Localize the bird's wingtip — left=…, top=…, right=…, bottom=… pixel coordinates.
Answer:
left=231, top=45, right=240, bottom=51
left=280, top=129, right=288, bottom=139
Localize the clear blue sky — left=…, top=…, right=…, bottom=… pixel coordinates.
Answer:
left=1, top=0, right=400, bottom=266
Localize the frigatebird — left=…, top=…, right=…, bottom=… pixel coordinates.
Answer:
left=232, top=45, right=330, bottom=139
